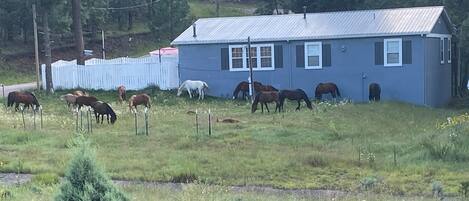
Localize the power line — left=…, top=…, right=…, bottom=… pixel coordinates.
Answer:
left=89, top=0, right=160, bottom=11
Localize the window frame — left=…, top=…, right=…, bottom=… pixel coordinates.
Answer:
left=383, top=38, right=403, bottom=67
left=448, top=37, right=452, bottom=64
left=440, top=37, right=445, bottom=64
left=228, top=44, right=275, bottom=71
left=304, top=42, right=323, bottom=69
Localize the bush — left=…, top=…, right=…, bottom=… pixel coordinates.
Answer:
left=55, top=140, right=129, bottom=201
left=32, top=173, right=60, bottom=186
left=171, top=173, right=198, bottom=183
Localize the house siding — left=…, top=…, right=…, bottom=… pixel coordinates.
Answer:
left=178, top=36, right=428, bottom=105
left=424, top=37, right=452, bottom=107
left=431, top=15, right=451, bottom=34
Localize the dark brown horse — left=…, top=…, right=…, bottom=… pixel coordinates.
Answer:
left=75, top=96, right=98, bottom=110
left=129, top=94, right=151, bottom=112
left=254, top=81, right=278, bottom=93
left=232, top=81, right=250, bottom=100
left=369, top=83, right=381, bottom=101
left=315, top=83, right=341, bottom=101
left=7, top=91, right=40, bottom=111
left=279, top=89, right=313, bottom=112
left=90, top=101, right=117, bottom=124
left=117, top=85, right=126, bottom=103
left=251, top=91, right=280, bottom=113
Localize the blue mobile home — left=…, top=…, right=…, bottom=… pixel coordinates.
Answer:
left=171, top=6, right=453, bottom=107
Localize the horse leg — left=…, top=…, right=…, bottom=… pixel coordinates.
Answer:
left=187, top=87, right=192, bottom=98
left=101, top=115, right=104, bottom=124
left=15, top=103, right=19, bottom=111
left=296, top=100, right=301, bottom=111
left=265, top=103, right=270, bottom=113
left=261, top=103, right=264, bottom=113
left=107, top=115, right=110, bottom=124
left=95, top=112, right=99, bottom=123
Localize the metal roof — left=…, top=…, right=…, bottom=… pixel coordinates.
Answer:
left=171, top=6, right=450, bottom=45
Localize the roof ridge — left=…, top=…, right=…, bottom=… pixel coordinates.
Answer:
left=196, top=5, right=444, bottom=21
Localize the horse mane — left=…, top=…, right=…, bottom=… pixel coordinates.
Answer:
left=251, top=92, right=261, bottom=113
left=296, top=89, right=312, bottom=109
left=25, top=92, right=40, bottom=106
left=103, top=103, right=117, bottom=124
left=233, top=82, right=243, bottom=98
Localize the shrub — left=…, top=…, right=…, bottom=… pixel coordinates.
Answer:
left=304, top=154, right=328, bottom=167
left=32, top=173, right=60, bottom=186
left=171, top=172, right=198, bottom=183
left=55, top=140, right=129, bottom=201
left=0, top=189, right=12, bottom=199
left=431, top=181, right=444, bottom=198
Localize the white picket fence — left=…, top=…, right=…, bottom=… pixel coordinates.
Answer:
left=41, top=55, right=179, bottom=91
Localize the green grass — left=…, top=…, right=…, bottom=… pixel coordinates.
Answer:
left=0, top=183, right=442, bottom=200
left=0, top=89, right=468, bottom=198
left=0, top=69, right=36, bottom=86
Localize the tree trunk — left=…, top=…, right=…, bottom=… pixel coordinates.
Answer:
left=43, top=12, right=53, bottom=92
left=90, top=19, right=97, bottom=40
left=128, top=11, right=133, bottom=30
left=216, top=0, right=220, bottom=17
left=72, top=0, right=85, bottom=65
left=169, top=0, right=174, bottom=39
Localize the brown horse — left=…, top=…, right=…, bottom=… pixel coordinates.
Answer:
left=254, top=81, right=278, bottom=93
left=279, top=89, right=313, bottom=112
left=75, top=96, right=98, bottom=110
left=60, top=94, right=78, bottom=110
left=7, top=91, right=40, bottom=111
left=369, top=83, right=381, bottom=102
left=251, top=91, right=280, bottom=113
left=72, top=90, right=88, bottom=97
left=117, top=85, right=126, bottom=103
left=315, top=83, right=341, bottom=101
left=232, top=81, right=250, bottom=100
left=129, top=94, right=151, bottom=112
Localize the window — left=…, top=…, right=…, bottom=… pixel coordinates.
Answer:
left=440, top=37, right=445, bottom=64
left=448, top=38, right=452, bottom=64
left=304, top=42, right=322, bottom=69
left=384, top=38, right=402, bottom=66
left=228, top=44, right=274, bottom=71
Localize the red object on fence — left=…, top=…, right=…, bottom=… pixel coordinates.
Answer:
left=149, top=47, right=178, bottom=56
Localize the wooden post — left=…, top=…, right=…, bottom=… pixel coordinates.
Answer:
left=101, top=30, right=106, bottom=59
left=208, top=109, right=212, bottom=136
left=40, top=107, right=43, bottom=129
left=89, top=108, right=92, bottom=134
left=76, top=110, right=79, bottom=132
left=134, top=112, right=138, bottom=135
left=145, top=108, right=149, bottom=136
left=80, top=110, right=83, bottom=131
left=33, top=109, right=36, bottom=130
left=195, top=109, right=199, bottom=135
left=1, top=84, right=4, bottom=107
left=247, top=37, right=255, bottom=104
left=21, top=108, right=26, bottom=130
left=86, top=109, right=90, bottom=134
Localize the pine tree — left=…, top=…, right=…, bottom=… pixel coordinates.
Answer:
left=55, top=140, right=129, bottom=201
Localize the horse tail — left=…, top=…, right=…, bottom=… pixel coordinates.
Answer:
left=297, top=89, right=313, bottom=109
left=251, top=93, right=260, bottom=113
left=7, top=92, right=16, bottom=107
left=104, top=103, right=117, bottom=124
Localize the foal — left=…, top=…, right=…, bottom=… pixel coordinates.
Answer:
left=315, top=83, right=341, bottom=101
left=251, top=91, right=280, bottom=113
left=117, top=85, right=126, bottom=103
left=129, top=94, right=151, bottom=112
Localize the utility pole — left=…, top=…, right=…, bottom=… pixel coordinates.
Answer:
left=43, top=11, right=53, bottom=92
left=32, top=4, right=40, bottom=90
left=101, top=30, right=106, bottom=59
left=72, top=0, right=85, bottom=65
left=248, top=37, right=254, bottom=103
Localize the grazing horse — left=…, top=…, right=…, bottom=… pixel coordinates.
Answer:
left=232, top=81, right=250, bottom=100
left=369, top=83, right=381, bottom=102
left=117, top=85, right=126, bottom=103
left=279, top=89, right=313, bottom=112
left=60, top=94, right=78, bottom=110
left=8, top=91, right=40, bottom=111
left=129, top=94, right=151, bottom=112
left=315, top=83, right=341, bottom=101
left=251, top=91, right=280, bottom=113
left=177, top=80, right=209, bottom=100
left=75, top=96, right=98, bottom=110
left=90, top=101, right=117, bottom=124
left=72, top=90, right=88, bottom=97
left=253, top=81, right=278, bottom=93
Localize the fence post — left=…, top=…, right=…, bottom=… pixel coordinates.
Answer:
left=80, top=110, right=83, bottom=131
left=134, top=112, right=138, bottom=135
left=86, top=109, right=90, bottom=134
left=208, top=109, right=212, bottom=136
left=21, top=108, right=26, bottom=130
left=1, top=84, right=4, bottom=107
left=195, top=109, right=199, bottom=135
left=76, top=109, right=79, bottom=132
left=144, top=107, right=149, bottom=136
left=89, top=108, right=92, bottom=134
left=33, top=109, right=36, bottom=130
left=40, top=106, right=43, bottom=129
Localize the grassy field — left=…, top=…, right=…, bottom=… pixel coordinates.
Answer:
left=0, top=69, right=36, bottom=86
left=0, top=88, right=469, bottom=200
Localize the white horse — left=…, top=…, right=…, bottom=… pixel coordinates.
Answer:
left=177, top=80, right=209, bottom=100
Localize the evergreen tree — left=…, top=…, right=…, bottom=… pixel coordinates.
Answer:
left=55, top=140, right=129, bottom=201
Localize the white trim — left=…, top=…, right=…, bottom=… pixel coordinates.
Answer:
left=426, top=33, right=452, bottom=38
left=448, top=37, right=452, bottom=64
left=440, top=37, right=445, bottom=64
left=384, top=38, right=402, bottom=67
left=228, top=44, right=275, bottom=71
left=304, top=42, right=322, bottom=69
